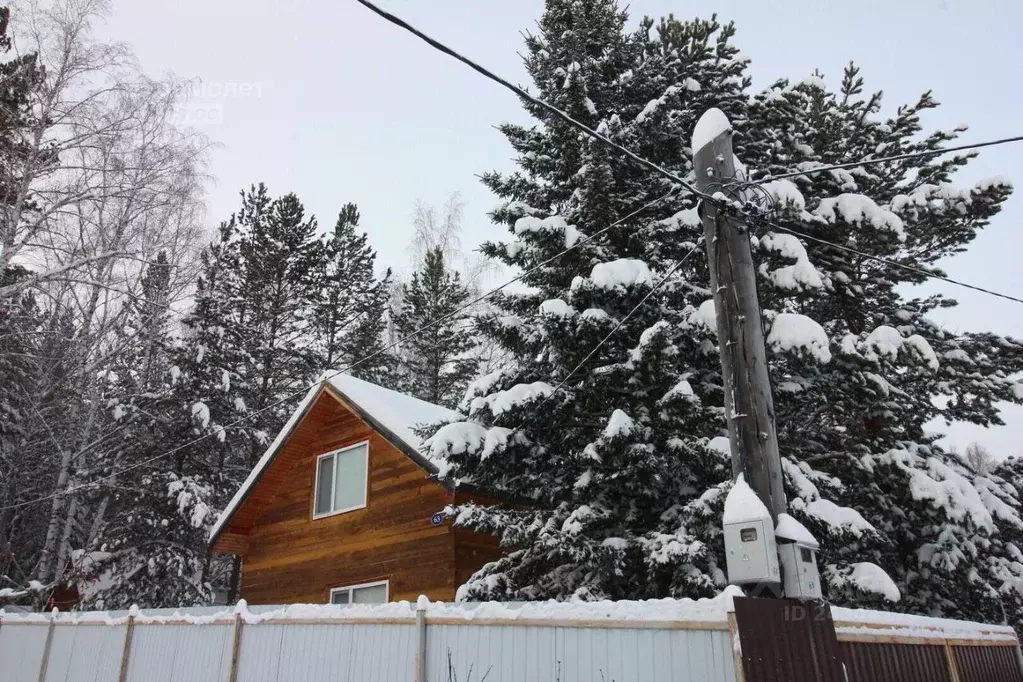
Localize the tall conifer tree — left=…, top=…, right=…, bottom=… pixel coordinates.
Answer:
left=393, top=247, right=478, bottom=409
left=430, top=0, right=1023, bottom=626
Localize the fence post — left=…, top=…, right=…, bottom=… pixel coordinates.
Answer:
left=117, top=609, right=137, bottom=682
left=415, top=596, right=428, bottom=682
left=943, top=639, right=962, bottom=682
left=228, top=612, right=244, bottom=682
left=36, top=609, right=57, bottom=682
left=726, top=612, right=746, bottom=682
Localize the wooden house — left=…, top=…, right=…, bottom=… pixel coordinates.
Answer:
left=208, top=374, right=500, bottom=605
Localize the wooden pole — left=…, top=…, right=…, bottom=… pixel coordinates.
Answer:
left=693, top=109, right=787, bottom=521
left=117, top=613, right=136, bottom=682
left=36, top=611, right=56, bottom=682
left=943, top=639, right=963, bottom=682
left=415, top=598, right=427, bottom=682
left=228, top=613, right=244, bottom=682
left=726, top=612, right=746, bottom=682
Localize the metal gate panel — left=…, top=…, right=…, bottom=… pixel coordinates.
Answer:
left=954, top=644, right=1023, bottom=682
left=733, top=597, right=845, bottom=682
left=841, top=641, right=952, bottom=682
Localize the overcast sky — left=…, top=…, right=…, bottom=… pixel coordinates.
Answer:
left=100, top=0, right=1022, bottom=456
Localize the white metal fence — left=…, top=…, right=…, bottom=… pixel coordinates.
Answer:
left=1, top=598, right=1019, bottom=682
left=0, top=599, right=740, bottom=682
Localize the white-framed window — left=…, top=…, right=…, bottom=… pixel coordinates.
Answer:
left=329, top=580, right=389, bottom=605
left=313, top=441, right=369, bottom=518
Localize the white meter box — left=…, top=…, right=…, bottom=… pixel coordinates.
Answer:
left=775, top=512, right=822, bottom=600
left=724, top=517, right=780, bottom=584
left=722, top=476, right=780, bottom=585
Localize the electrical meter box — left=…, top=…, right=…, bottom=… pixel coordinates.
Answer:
left=723, top=477, right=780, bottom=585
left=775, top=513, right=822, bottom=600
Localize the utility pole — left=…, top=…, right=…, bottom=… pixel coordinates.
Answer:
left=692, top=108, right=787, bottom=521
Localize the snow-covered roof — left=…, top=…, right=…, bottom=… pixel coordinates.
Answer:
left=326, top=373, right=463, bottom=458
left=208, top=373, right=462, bottom=545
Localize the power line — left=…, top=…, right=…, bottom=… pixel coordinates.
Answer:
left=756, top=135, right=1023, bottom=184
left=510, top=239, right=705, bottom=431
left=354, top=0, right=712, bottom=203
left=762, top=219, right=1023, bottom=305
left=0, top=194, right=673, bottom=512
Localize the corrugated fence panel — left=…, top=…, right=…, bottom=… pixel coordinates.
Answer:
left=232, top=622, right=416, bottom=682
left=125, top=623, right=234, bottom=682
left=43, top=623, right=126, bottom=682
left=954, top=644, right=1023, bottom=682
left=428, top=624, right=559, bottom=682
left=274, top=623, right=415, bottom=682
left=841, top=642, right=952, bottom=682
left=233, top=622, right=285, bottom=682
left=425, top=624, right=735, bottom=682
left=0, top=622, right=49, bottom=682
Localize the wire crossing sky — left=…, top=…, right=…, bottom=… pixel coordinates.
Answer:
left=97, top=0, right=1023, bottom=456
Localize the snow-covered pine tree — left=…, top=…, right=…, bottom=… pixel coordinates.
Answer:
left=232, top=185, right=321, bottom=428
left=0, top=265, right=50, bottom=586
left=431, top=0, right=1023, bottom=624
left=155, top=188, right=396, bottom=602
left=77, top=254, right=215, bottom=609
left=990, top=456, right=1023, bottom=631
left=393, top=247, right=478, bottom=409
left=155, top=186, right=327, bottom=601
left=310, top=203, right=394, bottom=384
left=429, top=1, right=750, bottom=600
left=0, top=5, right=57, bottom=594
left=730, top=66, right=1023, bottom=623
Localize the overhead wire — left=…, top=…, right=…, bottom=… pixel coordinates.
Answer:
left=355, top=0, right=1020, bottom=308
left=12, top=1, right=1021, bottom=510
left=508, top=238, right=705, bottom=432
left=0, top=193, right=675, bottom=512
left=354, top=0, right=712, bottom=203
left=759, top=218, right=1023, bottom=305
left=755, top=135, right=1023, bottom=184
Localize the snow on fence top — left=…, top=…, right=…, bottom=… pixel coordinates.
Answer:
left=0, top=589, right=745, bottom=627
left=831, top=606, right=1017, bottom=643
left=1, top=592, right=1016, bottom=644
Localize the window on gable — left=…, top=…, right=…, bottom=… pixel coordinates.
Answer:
left=314, top=441, right=368, bottom=518
left=329, top=580, right=388, bottom=605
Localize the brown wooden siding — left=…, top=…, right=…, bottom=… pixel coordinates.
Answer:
left=234, top=389, right=459, bottom=604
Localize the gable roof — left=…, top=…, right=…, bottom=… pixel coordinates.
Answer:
left=208, top=373, right=462, bottom=548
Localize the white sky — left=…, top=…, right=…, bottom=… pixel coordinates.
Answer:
left=100, top=0, right=1022, bottom=457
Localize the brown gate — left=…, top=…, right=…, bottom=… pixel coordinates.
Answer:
left=733, top=596, right=847, bottom=682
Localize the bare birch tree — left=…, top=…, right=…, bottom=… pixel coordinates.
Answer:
left=0, top=0, right=209, bottom=598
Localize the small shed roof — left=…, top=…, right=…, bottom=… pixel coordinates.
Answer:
left=208, top=373, right=462, bottom=548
